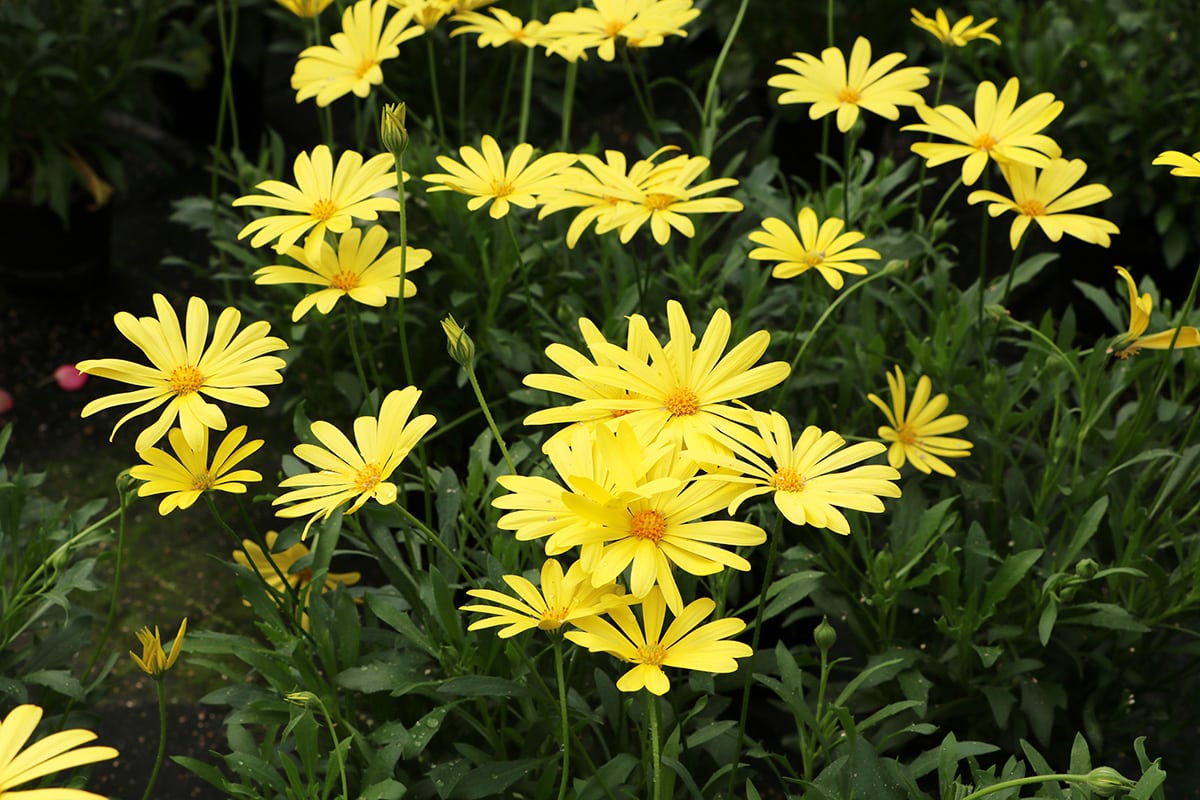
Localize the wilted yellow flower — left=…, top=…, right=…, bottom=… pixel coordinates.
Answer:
left=748, top=207, right=881, bottom=290
left=275, top=0, right=334, bottom=17
left=423, top=134, right=577, bottom=219
left=129, top=618, right=187, bottom=678
left=1108, top=266, right=1200, bottom=358
left=867, top=365, right=972, bottom=476
left=130, top=425, right=263, bottom=515
left=461, top=559, right=627, bottom=637
left=910, top=8, right=1000, bottom=47
left=0, top=705, right=118, bottom=800
left=1152, top=150, right=1200, bottom=178
left=233, top=531, right=361, bottom=628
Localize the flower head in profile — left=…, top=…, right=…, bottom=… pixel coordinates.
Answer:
left=389, top=0, right=454, bottom=29
left=254, top=225, right=431, bottom=321
left=233, top=531, right=361, bottom=628
left=292, top=0, right=424, bottom=106
left=542, top=0, right=699, bottom=61
left=129, top=618, right=187, bottom=678
left=769, top=36, right=930, bottom=133
left=867, top=366, right=972, bottom=476
left=904, top=77, right=1063, bottom=185
left=0, top=704, right=118, bottom=800
left=77, top=294, right=288, bottom=453
left=233, top=145, right=401, bottom=257
left=967, top=158, right=1119, bottom=249
left=274, top=387, right=436, bottom=537
left=276, top=0, right=334, bottom=17
left=910, top=8, right=1000, bottom=47
left=748, top=207, right=881, bottom=289
left=1152, top=150, right=1200, bottom=178
left=451, top=8, right=544, bottom=48
left=565, top=587, right=751, bottom=695
left=461, top=559, right=627, bottom=637
left=691, top=411, right=901, bottom=535
left=1108, top=266, right=1200, bottom=358
left=423, top=135, right=577, bottom=219
left=130, top=425, right=263, bottom=515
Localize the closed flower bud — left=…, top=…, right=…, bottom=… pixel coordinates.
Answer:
left=442, top=315, right=476, bottom=370
left=1084, top=766, right=1135, bottom=797
left=286, top=691, right=318, bottom=707
left=814, top=616, right=837, bottom=653
left=1075, top=558, right=1100, bottom=580
left=380, top=102, right=409, bottom=156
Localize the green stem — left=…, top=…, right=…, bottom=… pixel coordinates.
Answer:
left=699, top=0, right=749, bottom=158
left=311, top=695, right=351, bottom=800
left=394, top=148, right=414, bottom=387
left=560, top=59, right=578, bottom=150
left=458, top=35, right=467, bottom=139
left=503, top=214, right=539, bottom=349
left=911, top=49, right=950, bottom=232
left=426, top=36, right=446, bottom=143
left=647, top=693, right=662, bottom=800
left=517, top=0, right=540, bottom=141
left=466, top=367, right=516, bottom=473
left=842, top=126, right=855, bottom=225
left=788, top=266, right=898, bottom=380
left=554, top=638, right=572, bottom=800
left=975, top=171, right=991, bottom=348
left=621, top=47, right=660, bottom=146
left=960, top=774, right=1090, bottom=800
left=343, top=303, right=376, bottom=413
left=391, top=501, right=475, bottom=582
left=140, top=679, right=168, bottom=800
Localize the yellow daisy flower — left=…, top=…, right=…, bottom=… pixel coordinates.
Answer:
left=233, top=531, right=362, bottom=628
left=388, top=0, right=453, bottom=30
left=867, top=365, right=972, bottom=477
left=748, top=207, right=882, bottom=290
left=691, top=411, right=901, bottom=535
left=0, top=705, right=118, bottom=800
left=622, top=0, right=700, bottom=50
left=233, top=145, right=402, bottom=257
left=1108, top=266, right=1200, bottom=358
left=541, top=0, right=641, bottom=62
left=910, top=8, right=1000, bottom=47
left=77, top=294, right=288, bottom=453
left=461, top=559, right=627, bottom=637
left=274, top=387, right=436, bottom=538
left=422, top=134, right=577, bottom=219
left=565, top=587, right=751, bottom=695
left=129, top=425, right=264, bottom=515
left=451, top=8, right=544, bottom=48
left=769, top=35, right=930, bottom=133
left=966, top=158, right=1119, bottom=249
left=904, top=77, right=1063, bottom=186
left=1152, top=150, right=1200, bottom=178
left=253, top=225, right=431, bottom=321
left=275, top=0, right=334, bottom=17
left=129, top=618, right=187, bottom=678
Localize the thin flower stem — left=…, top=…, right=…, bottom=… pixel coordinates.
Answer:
left=560, top=59, right=577, bottom=150
left=975, top=172, right=991, bottom=349
left=343, top=303, right=376, bottom=414
left=502, top=214, right=539, bottom=350
left=425, top=37, right=446, bottom=143
left=911, top=49, right=950, bottom=232
left=78, top=495, right=127, bottom=683
left=310, top=695, right=351, bottom=800
left=699, top=0, right=749, bottom=158
left=458, top=35, right=467, bottom=138
left=621, top=47, right=661, bottom=146
left=553, top=638, right=572, bottom=800
left=842, top=126, right=855, bottom=225
left=960, top=774, right=1088, bottom=800
left=517, top=0, right=540, bottom=141
left=140, top=679, right=169, bottom=800
left=1000, top=237, right=1027, bottom=303
left=391, top=501, right=476, bottom=582
left=646, top=693, right=662, bottom=800
left=394, top=149, right=414, bottom=387
left=466, top=366, right=516, bottom=474
left=923, top=176, right=963, bottom=238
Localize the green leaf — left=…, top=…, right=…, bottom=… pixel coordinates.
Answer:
left=437, top=675, right=526, bottom=698
left=362, top=779, right=407, bottom=799
left=1066, top=602, right=1150, bottom=633
left=453, top=758, right=546, bottom=799
left=762, top=570, right=823, bottom=622
left=982, top=686, right=1017, bottom=729
left=336, top=654, right=439, bottom=696
left=1058, top=496, right=1107, bottom=568
left=573, top=753, right=638, bottom=800
left=1038, top=597, right=1058, bottom=646
left=983, top=549, right=1044, bottom=613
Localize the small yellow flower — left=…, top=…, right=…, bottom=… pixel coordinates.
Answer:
left=233, top=531, right=361, bottom=629
left=388, top=0, right=453, bottom=30
left=0, top=705, right=118, bottom=800
left=867, top=366, right=972, bottom=476
left=130, top=425, right=264, bottom=515
left=748, top=207, right=882, bottom=290
left=129, top=618, right=187, bottom=678
left=461, top=559, right=627, bottom=637
left=275, top=0, right=334, bottom=17
left=1108, top=266, right=1200, bottom=358
left=910, top=8, right=1000, bottom=47
left=451, top=8, right=544, bottom=48
left=423, top=134, right=577, bottom=219
left=1152, top=150, right=1200, bottom=178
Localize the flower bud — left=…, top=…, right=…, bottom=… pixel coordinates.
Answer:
left=442, top=315, right=476, bottom=370
left=129, top=618, right=187, bottom=679
left=814, top=616, right=837, bottom=653
left=1084, top=766, right=1135, bottom=797
left=286, top=691, right=318, bottom=707
left=380, top=102, right=409, bottom=156
left=1074, top=558, right=1099, bottom=580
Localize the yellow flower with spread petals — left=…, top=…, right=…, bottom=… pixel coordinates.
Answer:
left=275, top=0, right=334, bottom=17
left=233, top=531, right=361, bottom=629
left=129, top=618, right=187, bottom=678
left=461, top=559, right=627, bottom=637
left=910, top=8, right=1000, bottom=47
left=1152, top=150, right=1200, bottom=178
left=904, top=77, right=1062, bottom=185
left=769, top=36, right=930, bottom=133
left=1109, top=266, right=1200, bottom=358
left=233, top=145, right=402, bottom=256
left=274, top=387, right=436, bottom=537
left=0, top=704, right=118, bottom=800
left=77, top=294, right=288, bottom=453
left=748, top=207, right=882, bottom=290
left=130, top=425, right=263, bottom=515
left=867, top=366, right=972, bottom=476
left=423, top=134, right=577, bottom=219
left=967, top=158, right=1119, bottom=249
left=565, top=587, right=751, bottom=695
left=541, top=0, right=646, bottom=62
left=451, top=8, right=544, bottom=48
left=623, top=0, right=699, bottom=49
left=254, top=225, right=430, bottom=321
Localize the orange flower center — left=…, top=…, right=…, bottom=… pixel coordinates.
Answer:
left=604, top=19, right=626, bottom=38
left=354, top=59, right=378, bottom=80
left=896, top=424, right=919, bottom=445
left=630, top=509, right=667, bottom=542
left=973, top=133, right=998, bottom=151
left=169, top=365, right=204, bottom=396
left=190, top=471, right=214, bottom=491
left=644, top=193, right=676, bottom=211
left=772, top=467, right=805, bottom=493
left=330, top=270, right=360, bottom=291
left=635, top=643, right=668, bottom=666
left=1019, top=199, right=1046, bottom=217
left=804, top=250, right=826, bottom=267
left=663, top=387, right=700, bottom=416
left=489, top=180, right=514, bottom=198
left=353, top=463, right=382, bottom=492
left=311, top=198, right=338, bottom=222
left=539, top=607, right=570, bottom=629
left=837, top=86, right=862, bottom=104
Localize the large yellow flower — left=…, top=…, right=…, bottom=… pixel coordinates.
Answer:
left=233, top=145, right=401, bottom=257
left=0, top=704, right=118, bottom=800
left=130, top=425, right=263, bottom=515
left=422, top=134, right=577, bottom=219
left=904, top=77, right=1062, bottom=185
left=748, top=207, right=882, bottom=290
left=967, top=158, right=1118, bottom=249
left=565, top=587, right=751, bottom=695
left=291, top=0, right=424, bottom=106
left=769, top=36, right=930, bottom=133
left=233, top=531, right=362, bottom=628
left=910, top=8, right=1000, bottom=47
left=1109, top=266, right=1200, bottom=358
left=77, top=294, right=288, bottom=453
left=1152, top=150, right=1200, bottom=178
left=275, top=0, right=334, bottom=17
left=867, top=366, right=972, bottom=476
left=254, top=225, right=431, bottom=321
left=274, top=387, right=436, bottom=537
left=461, top=559, right=627, bottom=638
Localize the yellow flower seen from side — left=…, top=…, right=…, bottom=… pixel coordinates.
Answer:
left=541, top=0, right=641, bottom=62
left=748, top=207, right=881, bottom=290
left=388, top=0, right=453, bottom=29
left=129, top=618, right=187, bottom=678
left=769, top=35, right=930, bottom=133
left=274, top=387, right=436, bottom=537
left=77, top=294, right=288, bottom=453
left=233, top=531, right=361, bottom=629
left=867, top=365, right=972, bottom=476
left=451, top=8, right=544, bottom=48
left=275, top=0, right=334, bottom=17
left=423, top=134, right=578, bottom=219
left=233, top=145, right=402, bottom=257
left=1152, top=150, right=1200, bottom=178
left=565, top=587, right=751, bottom=695
left=129, top=425, right=263, bottom=515
left=0, top=704, right=118, bottom=800
left=1109, top=266, right=1200, bottom=358
left=461, top=558, right=627, bottom=637
left=910, top=8, right=1000, bottom=47
left=966, top=158, right=1119, bottom=249
left=624, top=0, right=700, bottom=49
left=904, top=77, right=1063, bottom=185
left=292, top=0, right=424, bottom=106
left=253, top=225, right=430, bottom=321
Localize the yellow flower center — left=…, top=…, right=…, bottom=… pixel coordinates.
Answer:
left=353, top=463, right=382, bottom=493
left=630, top=509, right=667, bottom=542
left=973, top=133, right=998, bottom=151
left=772, top=467, right=806, bottom=493
left=896, top=424, right=919, bottom=445
left=837, top=86, right=862, bottom=104
left=489, top=180, right=514, bottom=198
left=602, top=195, right=622, bottom=206
left=190, top=471, right=215, bottom=491
left=330, top=270, right=360, bottom=291
left=538, top=607, right=570, bottom=630
left=635, top=643, right=668, bottom=666
left=804, top=250, right=826, bottom=267
left=663, top=386, right=700, bottom=416
left=169, top=365, right=204, bottom=396
left=604, top=19, right=626, bottom=38
left=354, top=58, right=378, bottom=80
left=1019, top=199, right=1046, bottom=217
left=644, top=193, right=676, bottom=211
left=311, top=198, right=338, bottom=222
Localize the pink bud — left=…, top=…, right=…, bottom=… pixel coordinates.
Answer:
left=0, top=389, right=12, bottom=414
left=54, top=365, right=89, bottom=392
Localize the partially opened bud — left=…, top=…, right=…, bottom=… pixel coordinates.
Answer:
left=442, top=315, right=476, bottom=370
left=380, top=102, right=409, bottom=156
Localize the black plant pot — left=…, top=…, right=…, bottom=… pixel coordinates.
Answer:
left=0, top=197, right=112, bottom=292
